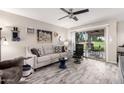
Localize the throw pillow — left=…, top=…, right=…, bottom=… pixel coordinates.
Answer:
left=31, top=48, right=40, bottom=57
left=48, top=46, right=54, bottom=54
left=59, top=46, right=63, bottom=52
left=38, top=48, right=44, bottom=56
left=55, top=46, right=62, bottom=53
left=62, top=46, right=66, bottom=52
left=43, top=45, right=54, bottom=54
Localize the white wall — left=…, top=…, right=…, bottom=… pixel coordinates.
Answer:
left=1, top=9, right=124, bottom=63
left=0, top=10, right=68, bottom=61
left=118, top=22, right=124, bottom=46
left=68, top=20, right=117, bottom=64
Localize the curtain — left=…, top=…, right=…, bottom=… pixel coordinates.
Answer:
left=70, top=32, right=76, bottom=54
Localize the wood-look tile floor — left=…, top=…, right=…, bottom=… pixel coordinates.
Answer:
left=21, top=58, right=122, bottom=84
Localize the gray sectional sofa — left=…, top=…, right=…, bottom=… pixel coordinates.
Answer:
left=26, top=44, right=68, bottom=69
left=0, top=57, right=24, bottom=84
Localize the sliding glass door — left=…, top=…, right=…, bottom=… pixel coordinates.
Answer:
left=75, top=29, right=105, bottom=61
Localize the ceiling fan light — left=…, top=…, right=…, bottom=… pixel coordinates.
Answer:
left=59, top=8, right=89, bottom=21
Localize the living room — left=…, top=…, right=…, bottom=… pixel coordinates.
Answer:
left=0, top=8, right=124, bottom=84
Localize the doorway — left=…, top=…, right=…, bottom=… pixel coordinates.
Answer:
left=75, top=29, right=105, bottom=61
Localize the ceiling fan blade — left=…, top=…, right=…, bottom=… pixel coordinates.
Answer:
left=60, top=8, right=70, bottom=14
left=73, top=16, right=78, bottom=21
left=58, top=15, right=69, bottom=20
left=73, top=9, right=89, bottom=15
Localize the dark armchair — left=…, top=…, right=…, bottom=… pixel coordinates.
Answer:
left=73, top=44, right=84, bottom=64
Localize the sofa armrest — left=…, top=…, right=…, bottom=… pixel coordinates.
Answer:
left=26, top=53, right=37, bottom=60
left=26, top=53, right=38, bottom=67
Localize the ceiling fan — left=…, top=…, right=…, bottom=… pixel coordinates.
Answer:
left=58, top=8, right=89, bottom=21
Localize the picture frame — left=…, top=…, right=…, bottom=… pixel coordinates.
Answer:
left=37, top=29, right=52, bottom=43
left=27, top=28, right=35, bottom=33
left=54, top=32, right=58, bottom=37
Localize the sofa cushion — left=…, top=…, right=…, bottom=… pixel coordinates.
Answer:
left=31, top=48, right=40, bottom=57
left=43, top=45, right=54, bottom=55
left=50, top=53, right=60, bottom=59
left=37, top=47, right=45, bottom=56
left=37, top=55, right=51, bottom=63
left=59, top=52, right=67, bottom=57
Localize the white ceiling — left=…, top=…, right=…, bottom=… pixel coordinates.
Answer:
left=1, top=8, right=124, bottom=29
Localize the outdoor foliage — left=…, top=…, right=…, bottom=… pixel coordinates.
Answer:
left=76, top=32, right=104, bottom=51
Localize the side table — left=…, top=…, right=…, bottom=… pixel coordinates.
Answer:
left=59, top=57, right=68, bottom=69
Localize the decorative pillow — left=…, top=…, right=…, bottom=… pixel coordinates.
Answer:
left=31, top=48, right=40, bottom=57
left=43, top=45, right=54, bottom=54
left=49, top=46, right=54, bottom=54
left=38, top=48, right=44, bottom=56
left=62, top=46, right=66, bottom=52
left=54, top=46, right=59, bottom=53
left=55, top=46, right=62, bottom=53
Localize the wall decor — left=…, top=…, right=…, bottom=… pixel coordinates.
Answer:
left=37, top=29, right=52, bottom=43
left=11, top=27, right=20, bottom=41
left=27, top=28, right=35, bottom=33
left=54, top=32, right=58, bottom=37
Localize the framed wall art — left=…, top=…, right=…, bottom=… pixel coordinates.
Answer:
left=37, top=29, right=52, bottom=43
left=27, top=28, right=35, bottom=33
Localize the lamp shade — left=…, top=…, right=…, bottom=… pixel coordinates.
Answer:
left=3, top=40, right=8, bottom=46
left=64, top=40, right=69, bottom=46
left=1, top=37, right=8, bottom=46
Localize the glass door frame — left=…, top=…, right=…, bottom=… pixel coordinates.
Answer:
left=74, top=27, right=107, bottom=61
